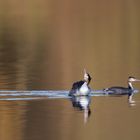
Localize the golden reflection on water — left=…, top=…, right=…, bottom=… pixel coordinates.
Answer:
left=0, top=0, right=140, bottom=140
left=0, top=101, right=27, bottom=140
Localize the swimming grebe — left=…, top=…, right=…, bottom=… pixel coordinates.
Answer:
left=104, top=76, right=140, bottom=95
left=69, top=69, right=92, bottom=96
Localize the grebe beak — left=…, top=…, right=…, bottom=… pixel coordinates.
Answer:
left=134, top=79, right=140, bottom=82
left=128, top=77, right=140, bottom=82
left=84, top=68, right=87, bottom=74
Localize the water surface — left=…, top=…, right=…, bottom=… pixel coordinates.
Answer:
left=0, top=93, right=140, bottom=140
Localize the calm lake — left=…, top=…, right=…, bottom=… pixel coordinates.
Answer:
left=0, top=0, right=140, bottom=140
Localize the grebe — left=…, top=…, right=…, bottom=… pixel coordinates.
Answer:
left=69, top=69, right=92, bottom=96
left=104, top=76, right=140, bottom=95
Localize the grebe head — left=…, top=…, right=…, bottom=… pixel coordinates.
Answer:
left=128, top=76, right=140, bottom=82
left=84, top=69, right=92, bottom=84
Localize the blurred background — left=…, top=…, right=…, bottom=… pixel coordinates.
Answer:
left=0, top=0, right=140, bottom=140
left=0, top=0, right=139, bottom=90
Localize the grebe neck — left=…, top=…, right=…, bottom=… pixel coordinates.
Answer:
left=128, top=82, right=133, bottom=90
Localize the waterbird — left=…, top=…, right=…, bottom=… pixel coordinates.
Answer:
left=104, top=76, right=140, bottom=94
left=69, top=69, right=92, bottom=96
left=104, top=76, right=140, bottom=102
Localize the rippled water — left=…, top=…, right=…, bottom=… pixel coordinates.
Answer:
left=0, top=90, right=140, bottom=140
left=0, top=0, right=140, bottom=140
left=0, top=92, right=140, bottom=140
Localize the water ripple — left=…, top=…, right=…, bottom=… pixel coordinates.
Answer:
left=0, top=89, right=138, bottom=101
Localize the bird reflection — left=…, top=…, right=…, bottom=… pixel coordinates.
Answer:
left=70, top=96, right=91, bottom=123
left=128, top=91, right=137, bottom=106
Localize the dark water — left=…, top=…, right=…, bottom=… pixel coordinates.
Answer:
left=0, top=0, right=140, bottom=140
